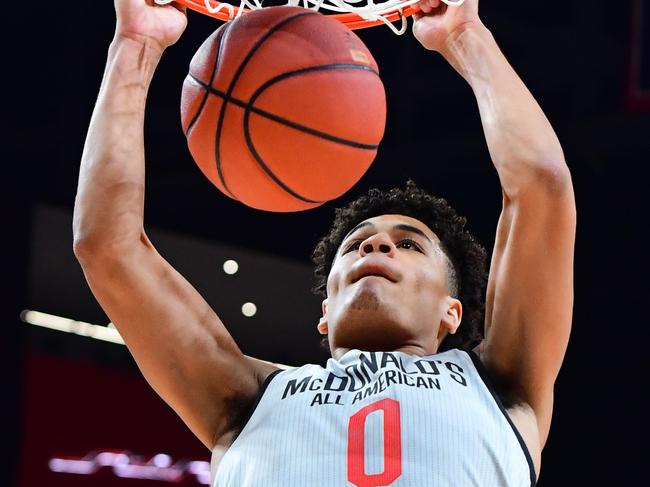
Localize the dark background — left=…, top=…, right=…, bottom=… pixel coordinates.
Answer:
left=5, top=0, right=650, bottom=485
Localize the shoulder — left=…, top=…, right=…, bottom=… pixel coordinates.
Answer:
left=228, top=357, right=321, bottom=424
left=465, top=347, right=527, bottom=410
left=218, top=358, right=318, bottom=448
left=468, top=347, right=542, bottom=478
left=216, top=357, right=287, bottom=445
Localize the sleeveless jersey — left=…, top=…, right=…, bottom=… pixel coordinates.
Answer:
left=212, top=348, right=536, bottom=486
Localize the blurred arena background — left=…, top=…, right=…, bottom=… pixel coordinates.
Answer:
left=5, top=0, right=649, bottom=485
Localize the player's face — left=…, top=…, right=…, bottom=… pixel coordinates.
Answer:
left=322, top=214, right=461, bottom=357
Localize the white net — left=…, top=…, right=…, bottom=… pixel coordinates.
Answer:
left=155, top=0, right=465, bottom=35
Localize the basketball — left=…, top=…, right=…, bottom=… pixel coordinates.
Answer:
left=180, top=6, right=386, bottom=212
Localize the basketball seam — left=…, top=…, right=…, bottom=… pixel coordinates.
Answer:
left=185, top=22, right=232, bottom=140
left=243, top=63, right=383, bottom=204
left=213, top=11, right=318, bottom=203
left=187, top=70, right=380, bottom=150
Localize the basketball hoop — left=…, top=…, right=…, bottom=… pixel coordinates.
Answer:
left=155, top=0, right=465, bottom=35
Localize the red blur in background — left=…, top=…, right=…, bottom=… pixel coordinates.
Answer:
left=18, top=352, right=209, bottom=487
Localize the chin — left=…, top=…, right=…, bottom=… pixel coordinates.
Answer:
left=349, top=288, right=382, bottom=312
left=335, top=296, right=403, bottom=341
left=346, top=277, right=395, bottom=312
left=328, top=279, right=413, bottom=346
left=333, top=316, right=412, bottom=352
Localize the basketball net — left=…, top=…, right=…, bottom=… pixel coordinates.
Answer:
left=155, top=0, right=465, bottom=35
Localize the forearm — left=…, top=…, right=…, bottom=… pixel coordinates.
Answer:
left=442, top=25, right=569, bottom=196
left=73, top=36, right=162, bottom=253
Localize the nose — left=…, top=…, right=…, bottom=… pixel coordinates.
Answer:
left=359, top=233, right=396, bottom=257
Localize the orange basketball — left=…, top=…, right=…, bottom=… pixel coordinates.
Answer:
left=180, top=6, right=386, bottom=212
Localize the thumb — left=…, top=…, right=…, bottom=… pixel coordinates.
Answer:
left=412, top=14, right=435, bottom=38
left=412, top=12, right=440, bottom=29
left=411, top=15, right=446, bottom=51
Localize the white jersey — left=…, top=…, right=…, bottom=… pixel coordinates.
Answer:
left=212, top=348, right=536, bottom=486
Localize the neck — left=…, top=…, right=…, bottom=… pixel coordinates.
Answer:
left=331, top=343, right=441, bottom=361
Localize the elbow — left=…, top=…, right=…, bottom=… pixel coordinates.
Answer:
left=536, top=163, right=573, bottom=193
left=504, top=161, right=574, bottom=201
left=72, top=234, right=107, bottom=265
left=534, top=164, right=575, bottom=212
left=73, top=232, right=144, bottom=266
left=506, top=163, right=577, bottom=226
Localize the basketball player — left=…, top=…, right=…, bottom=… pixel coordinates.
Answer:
left=73, top=0, right=575, bottom=485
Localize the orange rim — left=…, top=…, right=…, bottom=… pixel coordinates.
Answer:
left=173, top=0, right=420, bottom=30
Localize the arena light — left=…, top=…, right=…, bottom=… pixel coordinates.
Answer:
left=241, top=302, right=257, bottom=317
left=222, top=259, right=239, bottom=275
left=20, top=310, right=125, bottom=345
left=48, top=450, right=210, bottom=485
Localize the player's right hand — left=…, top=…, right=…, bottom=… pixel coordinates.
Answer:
left=412, top=0, right=481, bottom=54
left=114, top=0, right=188, bottom=52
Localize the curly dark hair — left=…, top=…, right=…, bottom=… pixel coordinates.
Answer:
left=311, top=179, right=488, bottom=354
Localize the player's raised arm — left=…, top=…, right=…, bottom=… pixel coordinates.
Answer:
left=413, top=0, right=576, bottom=448
left=73, top=0, right=277, bottom=449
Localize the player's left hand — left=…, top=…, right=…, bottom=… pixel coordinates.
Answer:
left=412, top=0, right=482, bottom=54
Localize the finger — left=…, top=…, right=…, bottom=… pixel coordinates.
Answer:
left=416, top=0, right=429, bottom=12
left=156, top=0, right=187, bottom=14
left=411, top=13, right=438, bottom=31
left=412, top=16, right=427, bottom=42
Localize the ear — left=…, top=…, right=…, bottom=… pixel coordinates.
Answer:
left=437, top=297, right=462, bottom=341
left=317, top=299, right=329, bottom=334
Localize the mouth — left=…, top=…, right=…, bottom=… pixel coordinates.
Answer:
left=351, top=264, right=398, bottom=284
left=357, top=274, right=391, bottom=281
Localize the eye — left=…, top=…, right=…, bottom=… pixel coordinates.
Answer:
left=396, top=239, right=423, bottom=252
left=343, top=240, right=362, bottom=254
